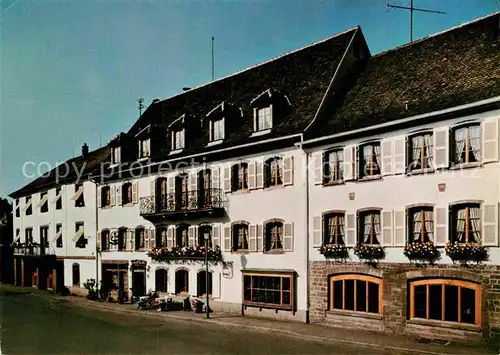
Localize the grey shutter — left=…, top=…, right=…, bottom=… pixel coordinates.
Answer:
left=223, top=225, right=231, bottom=251
left=188, top=226, right=195, bottom=247
left=394, top=210, right=406, bottom=246
left=257, top=224, right=263, bottom=251
left=132, top=182, right=138, bottom=204
left=283, top=222, right=293, bottom=251
left=312, top=216, right=322, bottom=247
left=345, top=213, right=356, bottom=247
left=483, top=203, right=499, bottom=246
left=381, top=210, right=393, bottom=246
left=249, top=224, right=257, bottom=251
left=482, top=118, right=499, bottom=164
left=167, top=226, right=175, bottom=248
left=212, top=166, right=220, bottom=189
left=110, top=186, right=116, bottom=206
left=433, top=127, right=449, bottom=169
left=434, top=207, right=448, bottom=246
left=393, top=136, right=406, bottom=175
left=343, top=146, right=353, bottom=181
left=248, top=161, right=256, bottom=190
left=256, top=161, right=264, bottom=188
left=283, top=156, right=294, bottom=186
left=223, top=166, right=231, bottom=193
left=381, top=139, right=393, bottom=176
left=213, top=225, right=220, bottom=248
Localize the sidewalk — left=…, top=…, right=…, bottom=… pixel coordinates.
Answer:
left=61, top=295, right=497, bottom=355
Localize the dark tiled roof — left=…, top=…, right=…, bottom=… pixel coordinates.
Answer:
left=128, top=28, right=358, bottom=159
left=9, top=147, right=110, bottom=198
left=314, top=13, right=500, bottom=137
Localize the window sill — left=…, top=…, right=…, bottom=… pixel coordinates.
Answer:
left=207, top=140, right=223, bottom=147
left=263, top=184, right=284, bottom=191
left=450, top=162, right=481, bottom=170
left=231, top=189, right=251, bottom=195
left=407, top=318, right=481, bottom=332
left=263, top=249, right=285, bottom=255
left=231, top=250, right=250, bottom=254
left=121, top=203, right=134, bottom=207
left=169, top=149, right=183, bottom=156
left=137, top=157, right=150, bottom=162
left=250, top=129, right=272, bottom=137
left=323, top=180, right=345, bottom=187
left=357, top=175, right=381, bottom=182
left=407, top=168, right=435, bottom=176
left=327, top=309, right=382, bottom=320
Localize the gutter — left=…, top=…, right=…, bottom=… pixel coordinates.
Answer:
left=300, top=95, right=500, bottom=147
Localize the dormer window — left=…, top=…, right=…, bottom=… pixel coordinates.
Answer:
left=172, top=129, right=185, bottom=150
left=138, top=138, right=150, bottom=159
left=250, top=88, right=288, bottom=135
left=257, top=106, right=272, bottom=131
left=212, top=118, right=224, bottom=141
left=206, top=102, right=230, bottom=143
left=111, top=147, right=121, bottom=164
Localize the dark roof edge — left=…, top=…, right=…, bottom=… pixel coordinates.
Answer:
left=304, top=27, right=360, bottom=133
left=153, top=27, right=359, bottom=106
left=300, top=96, right=500, bottom=148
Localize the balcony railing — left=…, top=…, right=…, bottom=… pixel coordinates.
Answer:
left=140, top=188, right=227, bottom=218
left=12, top=243, right=54, bottom=256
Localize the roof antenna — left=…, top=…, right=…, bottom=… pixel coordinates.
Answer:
left=137, top=98, right=145, bottom=117
left=387, top=0, right=445, bottom=43
left=211, top=36, right=215, bottom=81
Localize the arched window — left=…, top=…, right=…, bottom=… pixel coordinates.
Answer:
left=231, top=163, right=248, bottom=192
left=232, top=223, right=249, bottom=251
left=199, top=225, right=212, bottom=248
left=264, top=220, right=283, bottom=252
left=122, top=183, right=133, bottom=205
left=264, top=157, right=283, bottom=187
left=101, top=186, right=111, bottom=208
left=156, top=226, right=168, bottom=248
left=329, top=274, right=382, bottom=315
left=135, top=227, right=145, bottom=250
left=72, top=263, right=80, bottom=286
left=155, top=269, right=168, bottom=292
left=175, top=269, right=189, bottom=294
left=408, top=279, right=481, bottom=326
left=176, top=224, right=189, bottom=248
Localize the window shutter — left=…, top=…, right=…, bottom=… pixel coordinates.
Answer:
left=433, top=127, right=449, bottom=169
left=394, top=210, right=406, bottom=246
left=150, top=180, right=155, bottom=200
left=189, top=173, right=198, bottom=206
left=393, top=136, right=406, bottom=175
left=223, top=166, right=231, bottom=193
left=127, top=229, right=134, bottom=251
left=482, top=203, right=498, bottom=246
left=283, top=222, right=293, bottom=252
left=116, top=147, right=121, bottom=163
left=313, top=152, right=323, bottom=185
left=223, top=225, right=231, bottom=251
left=345, top=213, right=356, bottom=246
left=116, top=186, right=122, bottom=206
left=248, top=162, right=256, bottom=189
left=434, top=207, right=448, bottom=246
left=283, top=156, right=294, bottom=186
left=149, top=228, right=155, bottom=249
left=167, top=226, right=175, bottom=248
left=97, top=231, right=101, bottom=250
left=381, top=210, right=393, bottom=246
left=253, top=107, right=257, bottom=132
left=97, top=188, right=101, bottom=208
left=256, top=160, right=264, bottom=188
left=482, top=118, right=499, bottom=164
left=194, top=227, right=199, bottom=247
left=249, top=224, right=257, bottom=251
left=188, top=226, right=195, bottom=247
left=167, top=176, right=175, bottom=194
left=132, top=182, right=138, bottom=204
left=110, top=186, right=116, bottom=206
left=257, top=224, right=263, bottom=251
left=212, top=166, right=220, bottom=190
left=381, top=139, right=393, bottom=176
left=312, top=216, right=322, bottom=247
left=213, top=225, right=220, bottom=248
left=145, top=230, right=150, bottom=250
left=343, top=146, right=353, bottom=181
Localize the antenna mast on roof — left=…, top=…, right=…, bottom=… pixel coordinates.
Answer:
left=211, top=36, right=215, bottom=81
left=387, top=0, right=445, bottom=43
left=137, top=98, right=145, bottom=117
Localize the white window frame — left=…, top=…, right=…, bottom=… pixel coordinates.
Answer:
left=257, top=106, right=272, bottom=131
left=212, top=118, right=225, bottom=141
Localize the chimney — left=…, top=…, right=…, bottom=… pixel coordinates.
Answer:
left=82, top=143, right=89, bottom=157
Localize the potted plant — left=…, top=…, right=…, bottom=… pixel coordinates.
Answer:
left=354, top=243, right=385, bottom=260
left=445, top=242, right=488, bottom=262
left=320, top=244, right=349, bottom=259
left=404, top=241, right=438, bottom=260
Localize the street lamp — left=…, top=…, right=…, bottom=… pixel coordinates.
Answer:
left=204, top=231, right=210, bottom=319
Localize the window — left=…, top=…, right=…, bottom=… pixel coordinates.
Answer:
left=116, top=228, right=127, bottom=251
left=256, top=106, right=272, bottom=131
left=156, top=269, right=168, bottom=292
left=324, top=213, right=345, bottom=245
left=75, top=222, right=86, bottom=248
left=25, top=196, right=32, bottom=216
left=232, top=224, right=249, bottom=251
left=111, top=146, right=121, bottom=164
left=408, top=207, right=434, bottom=243
left=243, top=272, right=293, bottom=309
left=122, top=183, right=132, bottom=205
left=55, top=187, right=62, bottom=210
left=101, top=230, right=110, bottom=251
left=25, top=228, right=33, bottom=243
left=359, top=142, right=381, bottom=179
left=40, top=226, right=49, bottom=248
left=56, top=224, right=63, bottom=248
left=72, top=263, right=80, bottom=286
left=175, top=175, right=189, bottom=210
left=451, top=203, right=481, bottom=244
left=358, top=210, right=381, bottom=245
left=156, top=226, right=168, bottom=248
left=409, top=279, right=481, bottom=326
left=138, top=138, right=150, bottom=159
left=212, top=118, right=224, bottom=141
left=74, top=183, right=85, bottom=207
left=409, top=133, right=433, bottom=171
left=198, top=225, right=212, bottom=248
left=15, top=199, right=20, bottom=217
left=324, top=150, right=344, bottom=184
left=40, top=192, right=48, bottom=213
left=265, top=221, right=283, bottom=252
left=452, top=125, right=481, bottom=165
left=15, top=229, right=20, bottom=243
left=231, top=163, right=248, bottom=192
left=329, top=274, right=382, bottom=315
left=135, top=228, right=145, bottom=250
left=264, top=157, right=283, bottom=187
left=175, top=225, right=189, bottom=248
left=101, top=186, right=111, bottom=208
left=172, top=130, right=185, bottom=150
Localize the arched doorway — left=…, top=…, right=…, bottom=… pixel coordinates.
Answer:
left=175, top=269, right=189, bottom=294
left=197, top=271, right=213, bottom=297
left=155, top=269, right=168, bottom=293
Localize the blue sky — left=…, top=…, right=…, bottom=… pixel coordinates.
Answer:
left=1, top=0, right=499, bottom=198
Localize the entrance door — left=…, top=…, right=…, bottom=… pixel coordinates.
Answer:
left=132, top=271, right=146, bottom=297
left=175, top=270, right=189, bottom=294
left=197, top=271, right=213, bottom=296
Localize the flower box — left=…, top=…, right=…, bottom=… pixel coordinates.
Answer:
left=148, top=245, right=223, bottom=263
left=445, top=242, right=488, bottom=262
left=320, top=244, right=348, bottom=259
left=404, top=241, right=438, bottom=260
left=354, top=244, right=384, bottom=260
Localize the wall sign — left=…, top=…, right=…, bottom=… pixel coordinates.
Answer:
left=222, top=262, right=234, bottom=279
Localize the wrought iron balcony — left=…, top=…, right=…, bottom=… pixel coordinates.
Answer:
left=12, top=243, right=54, bottom=256
left=139, top=188, right=227, bottom=220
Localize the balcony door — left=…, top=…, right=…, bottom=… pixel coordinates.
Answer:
left=198, top=169, right=212, bottom=208
left=175, top=175, right=189, bottom=210
left=156, top=177, right=168, bottom=213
